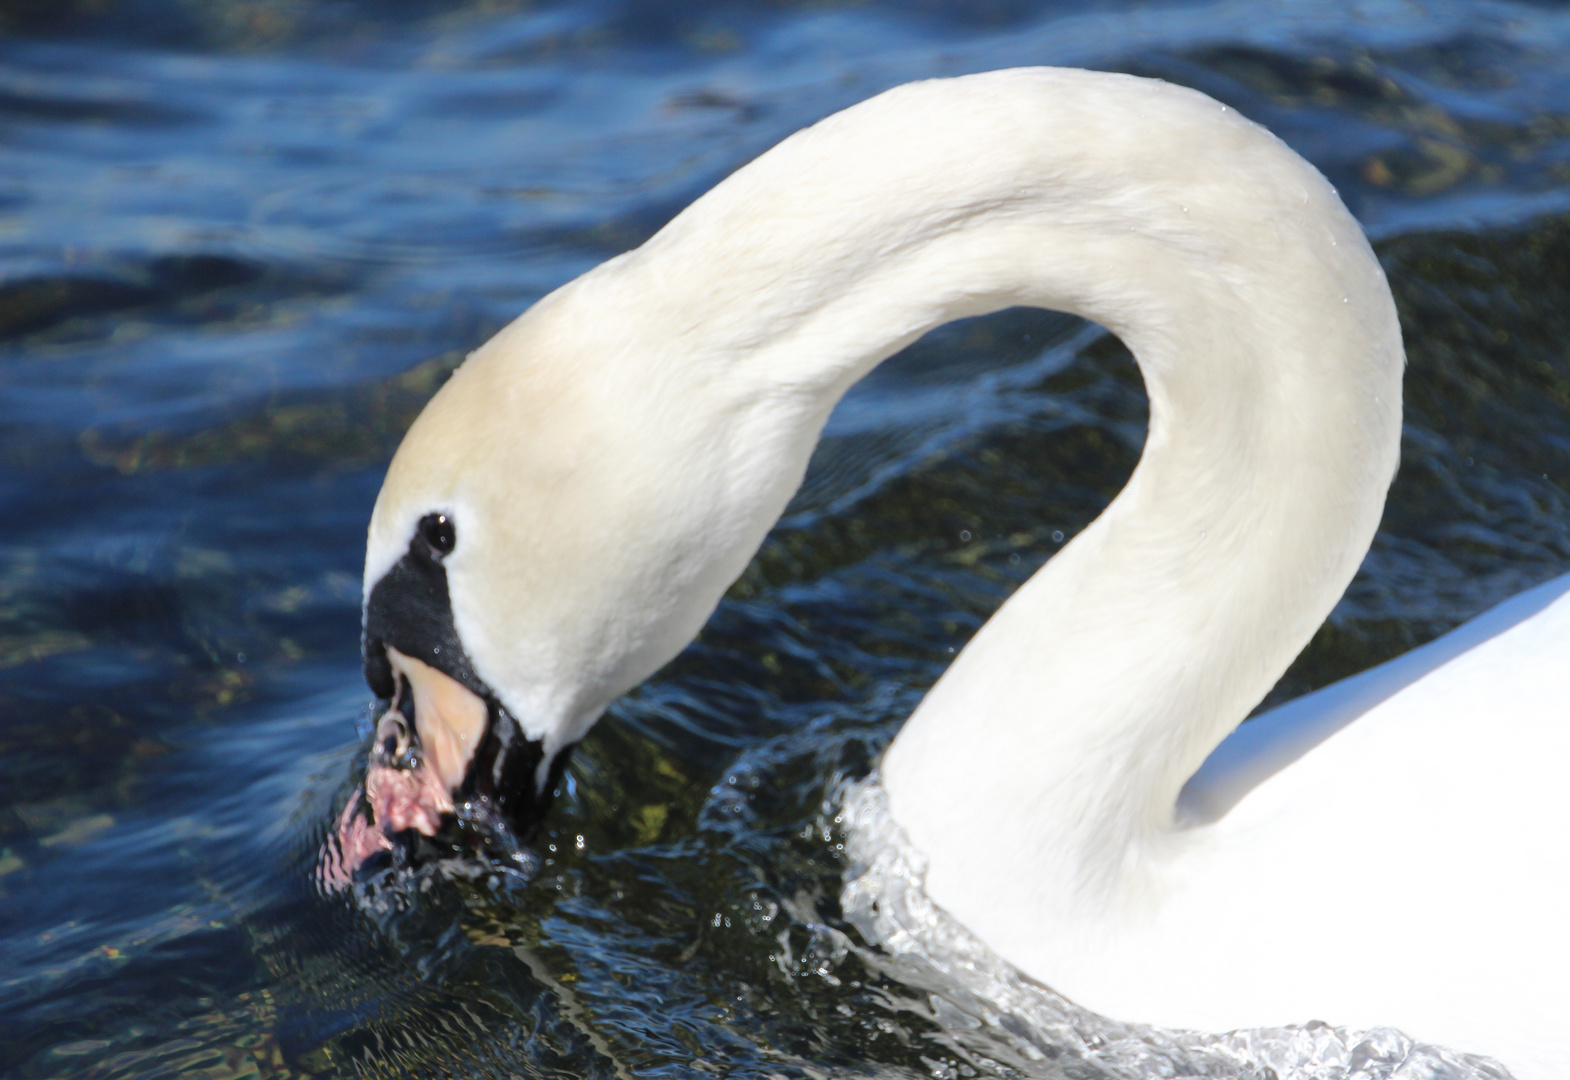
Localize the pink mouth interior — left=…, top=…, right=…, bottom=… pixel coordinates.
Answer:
left=316, top=711, right=457, bottom=893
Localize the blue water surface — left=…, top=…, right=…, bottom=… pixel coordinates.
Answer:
left=1, top=1, right=1568, bottom=1077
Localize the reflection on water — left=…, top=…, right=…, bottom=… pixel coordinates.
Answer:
left=1, top=0, right=1568, bottom=1077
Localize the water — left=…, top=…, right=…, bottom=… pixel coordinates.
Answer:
left=2, top=1, right=1568, bottom=1077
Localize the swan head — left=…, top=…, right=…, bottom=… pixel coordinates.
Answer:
left=355, top=280, right=798, bottom=847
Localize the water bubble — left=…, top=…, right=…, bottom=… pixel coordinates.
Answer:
left=1051, top=530, right=1064, bottom=543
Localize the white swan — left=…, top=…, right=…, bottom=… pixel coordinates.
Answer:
left=350, top=68, right=1570, bottom=1078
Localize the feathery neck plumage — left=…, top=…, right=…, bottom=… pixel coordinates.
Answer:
left=581, top=68, right=1404, bottom=934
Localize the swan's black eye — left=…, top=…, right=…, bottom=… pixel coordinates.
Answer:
left=418, top=513, right=456, bottom=557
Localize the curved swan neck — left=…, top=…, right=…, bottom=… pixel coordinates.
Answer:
left=591, top=71, right=1403, bottom=921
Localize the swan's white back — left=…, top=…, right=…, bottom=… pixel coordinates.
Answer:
left=365, top=67, right=1568, bottom=1078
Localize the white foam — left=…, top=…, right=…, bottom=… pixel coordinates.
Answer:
left=838, top=779, right=1513, bottom=1080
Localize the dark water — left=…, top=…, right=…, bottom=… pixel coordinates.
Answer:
left=2, top=0, right=1568, bottom=1077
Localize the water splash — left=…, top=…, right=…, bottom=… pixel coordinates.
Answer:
left=838, top=780, right=1514, bottom=1080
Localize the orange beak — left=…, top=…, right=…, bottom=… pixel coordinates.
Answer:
left=383, top=645, right=487, bottom=794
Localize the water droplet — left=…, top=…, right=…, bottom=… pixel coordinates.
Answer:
left=1051, top=530, right=1064, bottom=543
left=959, top=530, right=971, bottom=541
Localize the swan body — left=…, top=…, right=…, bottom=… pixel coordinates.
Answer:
left=994, top=570, right=1570, bottom=1072
left=357, top=68, right=1569, bottom=1077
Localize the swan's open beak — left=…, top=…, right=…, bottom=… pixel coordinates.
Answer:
left=319, top=650, right=483, bottom=889
left=318, top=528, right=571, bottom=891
left=318, top=642, right=568, bottom=891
